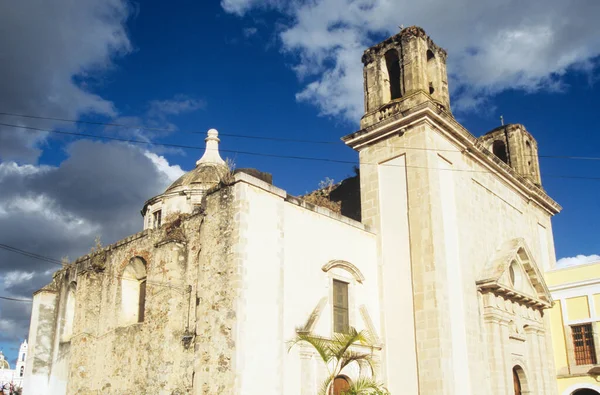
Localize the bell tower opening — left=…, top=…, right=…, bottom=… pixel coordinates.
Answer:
left=478, top=124, right=543, bottom=186
left=492, top=140, right=508, bottom=164
left=359, top=26, right=451, bottom=130
left=427, top=49, right=436, bottom=95
left=385, top=49, right=401, bottom=100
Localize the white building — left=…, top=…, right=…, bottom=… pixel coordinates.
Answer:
left=0, top=340, right=28, bottom=392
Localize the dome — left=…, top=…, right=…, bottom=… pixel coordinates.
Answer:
left=164, top=128, right=228, bottom=193
left=141, top=128, right=230, bottom=227
left=165, top=163, right=228, bottom=193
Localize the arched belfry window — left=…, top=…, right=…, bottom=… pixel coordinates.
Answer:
left=121, top=257, right=147, bottom=325
left=426, top=49, right=436, bottom=95
left=492, top=140, right=509, bottom=164
left=525, top=140, right=533, bottom=173
left=384, top=49, right=401, bottom=100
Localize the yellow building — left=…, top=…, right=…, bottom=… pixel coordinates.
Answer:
left=547, top=260, right=600, bottom=395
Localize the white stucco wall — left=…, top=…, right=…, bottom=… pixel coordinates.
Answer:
left=233, top=178, right=378, bottom=395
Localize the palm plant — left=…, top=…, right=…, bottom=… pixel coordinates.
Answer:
left=288, top=327, right=389, bottom=395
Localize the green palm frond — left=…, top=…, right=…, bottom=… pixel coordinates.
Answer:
left=339, top=350, right=374, bottom=374
left=288, top=332, right=334, bottom=364
left=318, top=375, right=334, bottom=395
left=343, top=377, right=389, bottom=395
left=330, top=328, right=368, bottom=359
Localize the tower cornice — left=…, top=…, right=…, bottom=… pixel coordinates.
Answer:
left=342, top=100, right=562, bottom=216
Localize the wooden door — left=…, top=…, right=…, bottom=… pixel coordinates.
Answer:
left=513, top=368, right=521, bottom=395
left=333, top=376, right=350, bottom=395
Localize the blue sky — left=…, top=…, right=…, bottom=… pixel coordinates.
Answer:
left=0, top=0, right=599, bottom=363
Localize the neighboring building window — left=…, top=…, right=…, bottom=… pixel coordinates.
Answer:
left=333, top=280, right=349, bottom=333
left=572, top=324, right=597, bottom=365
left=152, top=210, right=162, bottom=228
left=121, top=257, right=148, bottom=325
left=384, top=49, right=401, bottom=100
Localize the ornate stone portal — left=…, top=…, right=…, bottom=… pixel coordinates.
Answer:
left=478, top=239, right=554, bottom=394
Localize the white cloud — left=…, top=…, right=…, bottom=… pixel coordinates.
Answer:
left=3, top=272, right=35, bottom=288
left=144, top=152, right=185, bottom=182
left=243, top=27, right=258, bottom=38
left=222, top=0, right=600, bottom=122
left=0, top=0, right=132, bottom=162
left=556, top=254, right=600, bottom=268
left=148, top=95, right=206, bottom=119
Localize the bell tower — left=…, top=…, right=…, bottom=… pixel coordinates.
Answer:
left=361, top=26, right=451, bottom=129
left=478, top=124, right=543, bottom=186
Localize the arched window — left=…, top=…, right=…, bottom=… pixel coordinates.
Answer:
left=121, top=257, right=147, bottom=325
left=61, top=282, right=76, bottom=341
left=525, top=140, right=533, bottom=173
left=384, top=49, right=401, bottom=100
left=492, top=140, right=508, bottom=164
left=20, top=366, right=24, bottom=377
left=573, top=389, right=600, bottom=395
left=332, top=376, right=350, bottom=395
left=426, top=49, right=436, bottom=95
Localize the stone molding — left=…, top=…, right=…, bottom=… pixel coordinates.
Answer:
left=321, top=260, right=366, bottom=283
left=342, top=101, right=561, bottom=215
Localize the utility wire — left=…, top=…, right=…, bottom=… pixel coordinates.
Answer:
left=1, top=110, right=599, bottom=160
left=0, top=243, right=190, bottom=292
left=0, top=243, right=62, bottom=265
left=1, top=121, right=600, bottom=181
left=0, top=296, right=32, bottom=303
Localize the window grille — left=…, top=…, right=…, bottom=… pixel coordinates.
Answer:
left=572, top=323, right=597, bottom=365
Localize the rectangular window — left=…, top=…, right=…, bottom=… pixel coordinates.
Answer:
left=138, top=279, right=147, bottom=323
left=333, top=280, right=349, bottom=333
left=572, top=323, right=597, bottom=365
left=152, top=210, right=162, bottom=229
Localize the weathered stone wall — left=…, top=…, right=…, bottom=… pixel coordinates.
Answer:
left=354, top=114, right=559, bottom=394
left=193, top=185, right=239, bottom=394
left=24, top=209, right=208, bottom=394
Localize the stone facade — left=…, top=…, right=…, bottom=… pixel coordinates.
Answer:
left=25, top=26, right=561, bottom=395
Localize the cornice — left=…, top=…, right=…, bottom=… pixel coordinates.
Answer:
left=342, top=101, right=561, bottom=216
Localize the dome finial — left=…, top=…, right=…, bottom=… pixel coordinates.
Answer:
left=197, top=128, right=226, bottom=166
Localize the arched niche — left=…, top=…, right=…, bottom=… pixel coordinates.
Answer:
left=120, top=257, right=147, bottom=325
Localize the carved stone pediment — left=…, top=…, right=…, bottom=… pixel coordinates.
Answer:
left=477, top=238, right=552, bottom=309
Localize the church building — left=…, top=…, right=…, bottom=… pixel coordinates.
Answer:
left=24, top=26, right=561, bottom=395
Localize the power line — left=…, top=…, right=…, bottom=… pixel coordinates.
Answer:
left=0, top=243, right=190, bottom=292
left=0, top=244, right=62, bottom=265
left=1, top=121, right=600, bottom=181
left=1, top=110, right=600, bottom=160
left=0, top=296, right=32, bottom=303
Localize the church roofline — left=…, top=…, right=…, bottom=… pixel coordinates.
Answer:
left=361, top=25, right=447, bottom=64
left=342, top=100, right=561, bottom=216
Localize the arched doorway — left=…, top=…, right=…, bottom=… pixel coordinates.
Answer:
left=573, top=390, right=600, bottom=395
left=332, top=376, right=350, bottom=395
left=513, top=366, right=528, bottom=395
